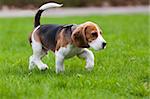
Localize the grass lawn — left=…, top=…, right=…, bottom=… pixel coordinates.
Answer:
left=0, top=14, right=149, bottom=99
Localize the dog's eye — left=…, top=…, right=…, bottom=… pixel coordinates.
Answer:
left=91, top=32, right=98, bottom=37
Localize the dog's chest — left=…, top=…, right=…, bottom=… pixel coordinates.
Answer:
left=58, top=44, right=83, bottom=59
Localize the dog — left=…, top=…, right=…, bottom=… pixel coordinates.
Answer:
left=29, top=3, right=107, bottom=73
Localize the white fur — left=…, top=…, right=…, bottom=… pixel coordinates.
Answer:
left=39, top=3, right=63, bottom=10
left=55, top=44, right=83, bottom=73
left=78, top=49, right=94, bottom=71
left=55, top=44, right=94, bottom=73
left=29, top=40, right=95, bottom=73
left=29, top=26, right=48, bottom=71
left=89, top=34, right=106, bottom=50
left=32, top=26, right=40, bottom=42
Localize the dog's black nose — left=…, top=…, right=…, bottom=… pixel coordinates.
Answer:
left=102, top=42, right=107, bottom=49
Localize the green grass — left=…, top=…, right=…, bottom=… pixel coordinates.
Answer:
left=0, top=14, right=149, bottom=99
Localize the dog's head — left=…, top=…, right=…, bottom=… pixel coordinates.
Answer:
left=71, top=22, right=106, bottom=50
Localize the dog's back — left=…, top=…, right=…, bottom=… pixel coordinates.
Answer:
left=39, top=24, right=63, bottom=51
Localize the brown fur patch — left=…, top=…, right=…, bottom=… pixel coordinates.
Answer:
left=71, top=26, right=89, bottom=48
left=33, top=30, right=41, bottom=42
left=71, top=22, right=100, bottom=48
left=84, top=22, right=99, bottom=42
left=56, top=28, right=72, bottom=50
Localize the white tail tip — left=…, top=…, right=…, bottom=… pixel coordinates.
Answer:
left=39, top=3, right=63, bottom=10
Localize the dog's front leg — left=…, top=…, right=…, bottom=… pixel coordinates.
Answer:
left=55, top=51, right=65, bottom=74
left=78, top=49, right=94, bottom=71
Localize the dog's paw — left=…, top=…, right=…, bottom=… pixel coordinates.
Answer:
left=56, top=66, right=64, bottom=74
left=39, top=64, right=49, bottom=71
left=85, top=66, right=93, bottom=71
left=29, top=64, right=36, bottom=71
left=29, top=56, right=36, bottom=71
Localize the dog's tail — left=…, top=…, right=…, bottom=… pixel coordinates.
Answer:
left=34, top=3, right=63, bottom=28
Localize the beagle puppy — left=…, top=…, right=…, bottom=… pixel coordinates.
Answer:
left=29, top=3, right=106, bottom=73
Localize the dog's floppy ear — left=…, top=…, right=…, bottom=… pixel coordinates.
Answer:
left=71, top=26, right=89, bottom=48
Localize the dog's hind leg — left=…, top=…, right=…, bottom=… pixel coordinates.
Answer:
left=29, top=42, right=48, bottom=71
left=77, top=48, right=94, bottom=71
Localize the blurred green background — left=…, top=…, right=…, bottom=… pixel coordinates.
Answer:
left=0, top=0, right=149, bottom=9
